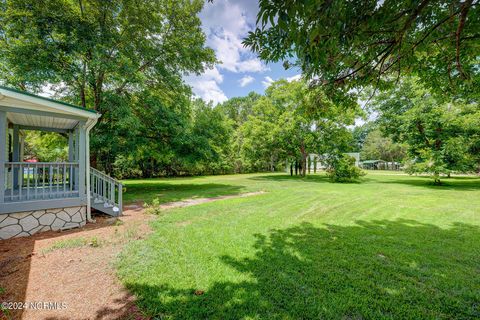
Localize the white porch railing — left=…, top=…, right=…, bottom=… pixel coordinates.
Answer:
left=3, top=162, right=79, bottom=202
left=1, top=162, right=122, bottom=217
left=90, top=167, right=123, bottom=215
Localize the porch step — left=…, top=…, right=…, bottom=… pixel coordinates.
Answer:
left=91, top=200, right=121, bottom=217
left=89, top=167, right=123, bottom=217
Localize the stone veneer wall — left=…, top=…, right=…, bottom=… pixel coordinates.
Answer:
left=0, top=206, right=86, bottom=240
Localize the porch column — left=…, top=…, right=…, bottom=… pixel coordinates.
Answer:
left=68, top=131, right=75, bottom=162
left=20, top=136, right=24, bottom=161
left=0, top=111, right=6, bottom=203
left=78, top=123, right=86, bottom=201
left=74, top=127, right=80, bottom=190
left=12, top=124, right=19, bottom=189
left=68, top=131, right=75, bottom=191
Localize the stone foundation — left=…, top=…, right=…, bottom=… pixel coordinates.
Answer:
left=0, top=206, right=86, bottom=240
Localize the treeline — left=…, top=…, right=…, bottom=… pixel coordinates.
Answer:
left=0, top=0, right=358, bottom=179
left=104, top=79, right=359, bottom=179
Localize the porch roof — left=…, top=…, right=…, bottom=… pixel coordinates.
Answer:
left=0, top=86, right=101, bottom=131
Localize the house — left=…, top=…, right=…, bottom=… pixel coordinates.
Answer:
left=0, top=86, right=122, bottom=240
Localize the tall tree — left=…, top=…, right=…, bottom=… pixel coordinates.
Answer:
left=241, top=79, right=359, bottom=176
left=0, top=0, right=216, bottom=172
left=361, top=129, right=407, bottom=162
left=372, top=78, right=479, bottom=183
left=218, top=92, right=261, bottom=173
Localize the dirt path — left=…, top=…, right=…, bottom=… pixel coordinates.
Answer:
left=127, top=191, right=265, bottom=211
left=0, top=191, right=264, bottom=320
left=0, top=206, right=152, bottom=320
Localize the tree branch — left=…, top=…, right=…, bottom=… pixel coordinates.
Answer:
left=455, top=0, right=473, bottom=79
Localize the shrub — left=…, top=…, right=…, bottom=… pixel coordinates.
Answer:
left=326, top=154, right=366, bottom=182
left=144, top=198, right=162, bottom=215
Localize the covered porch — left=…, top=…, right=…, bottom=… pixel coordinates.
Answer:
left=0, top=86, right=100, bottom=214
left=0, top=87, right=122, bottom=236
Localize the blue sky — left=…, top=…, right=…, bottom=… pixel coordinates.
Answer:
left=185, top=0, right=301, bottom=104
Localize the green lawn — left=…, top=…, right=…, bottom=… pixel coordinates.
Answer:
left=117, top=172, right=480, bottom=319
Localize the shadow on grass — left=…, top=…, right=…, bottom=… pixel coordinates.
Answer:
left=249, top=174, right=331, bottom=183
left=381, top=176, right=480, bottom=191
left=120, top=220, right=480, bottom=319
left=123, top=183, right=245, bottom=204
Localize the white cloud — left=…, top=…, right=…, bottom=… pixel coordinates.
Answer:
left=260, top=74, right=302, bottom=88
left=200, top=0, right=267, bottom=73
left=262, top=76, right=275, bottom=88
left=238, top=75, right=255, bottom=87
left=184, top=1, right=268, bottom=104
left=185, top=66, right=228, bottom=105
left=286, top=74, right=302, bottom=82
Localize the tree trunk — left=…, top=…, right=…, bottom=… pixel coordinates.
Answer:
left=300, top=144, right=307, bottom=177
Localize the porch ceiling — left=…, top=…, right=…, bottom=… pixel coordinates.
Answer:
left=0, top=86, right=100, bottom=130
left=7, top=112, right=79, bottom=129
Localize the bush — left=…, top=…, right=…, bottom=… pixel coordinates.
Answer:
left=326, top=154, right=366, bottom=182
left=144, top=198, right=162, bottom=215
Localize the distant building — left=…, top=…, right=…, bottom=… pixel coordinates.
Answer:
left=307, top=153, right=361, bottom=171
left=360, top=160, right=401, bottom=170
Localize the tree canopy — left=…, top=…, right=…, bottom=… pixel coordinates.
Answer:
left=361, top=129, right=407, bottom=162
left=240, top=79, right=361, bottom=176
left=371, top=78, right=480, bottom=182
left=244, top=0, right=480, bottom=100
left=0, top=0, right=216, bottom=174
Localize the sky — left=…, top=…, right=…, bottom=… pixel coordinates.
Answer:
left=185, top=0, right=301, bottom=105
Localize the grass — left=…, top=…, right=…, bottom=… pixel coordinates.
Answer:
left=41, top=236, right=103, bottom=253
left=117, top=172, right=480, bottom=319
left=122, top=177, right=251, bottom=205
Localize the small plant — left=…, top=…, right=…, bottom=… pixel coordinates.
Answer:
left=0, top=305, right=10, bottom=319
left=42, top=236, right=103, bottom=253
left=144, top=198, right=162, bottom=215
left=89, top=236, right=100, bottom=247
left=42, top=237, right=89, bottom=254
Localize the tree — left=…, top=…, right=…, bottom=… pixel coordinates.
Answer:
left=372, top=78, right=479, bottom=183
left=241, top=79, right=360, bottom=177
left=349, top=122, right=377, bottom=152
left=24, top=131, right=68, bottom=162
left=187, top=100, right=235, bottom=175
left=240, top=93, right=285, bottom=172
left=0, top=0, right=216, bottom=173
left=218, top=92, right=261, bottom=173
left=244, top=0, right=480, bottom=101
left=218, top=92, right=261, bottom=129
left=361, top=129, right=406, bottom=162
